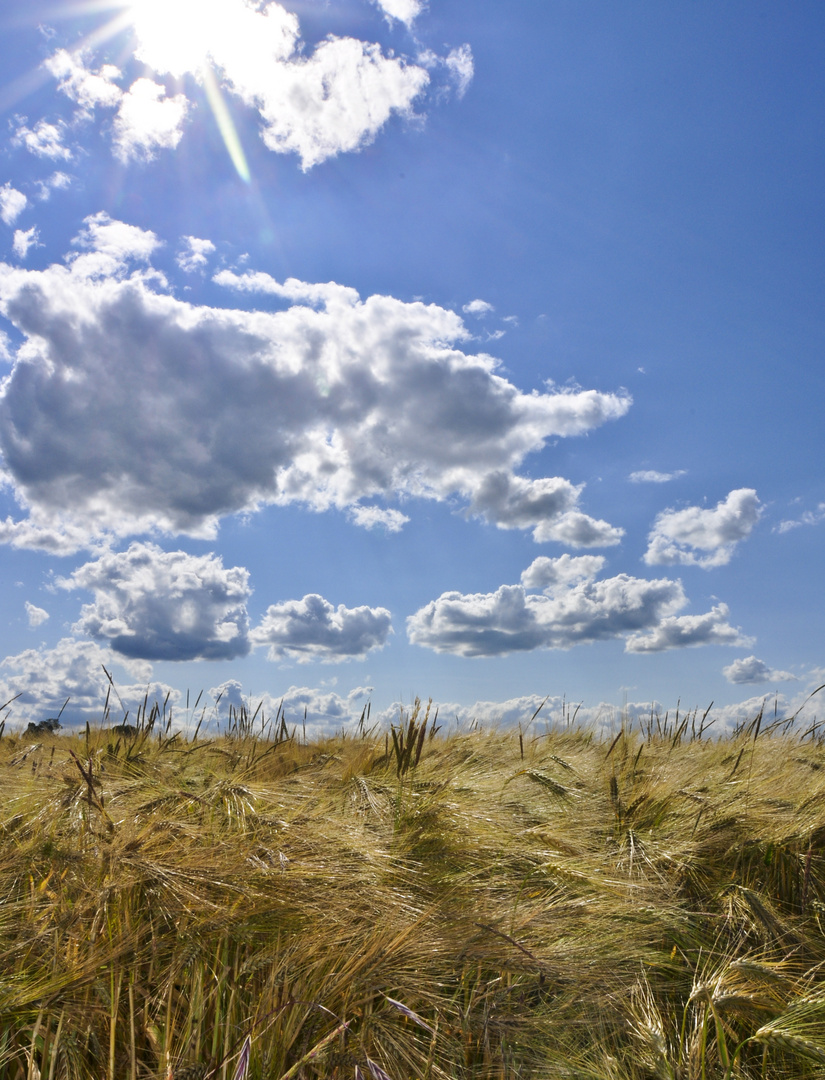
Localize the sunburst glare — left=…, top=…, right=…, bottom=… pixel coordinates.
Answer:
left=127, top=0, right=234, bottom=77
left=125, top=0, right=252, bottom=180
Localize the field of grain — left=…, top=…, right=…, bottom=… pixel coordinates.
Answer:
left=3, top=696, right=825, bottom=1079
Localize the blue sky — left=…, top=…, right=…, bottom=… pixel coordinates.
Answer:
left=0, top=0, right=823, bottom=734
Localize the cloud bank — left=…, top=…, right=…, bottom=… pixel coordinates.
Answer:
left=0, top=218, right=629, bottom=552
left=407, top=555, right=750, bottom=657
left=0, top=637, right=173, bottom=728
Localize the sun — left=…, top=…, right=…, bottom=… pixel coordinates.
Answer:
left=123, top=0, right=253, bottom=181
left=126, top=0, right=236, bottom=78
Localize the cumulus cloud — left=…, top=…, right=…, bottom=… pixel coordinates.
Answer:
left=520, top=554, right=606, bottom=589
left=644, top=488, right=762, bottom=568
left=722, top=655, right=796, bottom=685
left=0, top=225, right=629, bottom=549
left=466, top=470, right=624, bottom=547
left=0, top=184, right=27, bottom=226
left=25, top=601, right=49, bottom=628
left=625, top=604, right=753, bottom=653
left=177, top=236, right=216, bottom=273
left=12, top=118, right=72, bottom=160
left=0, top=637, right=173, bottom=728
left=67, top=211, right=161, bottom=280
left=468, top=471, right=624, bottom=548
left=533, top=510, right=624, bottom=547
left=409, top=558, right=751, bottom=658
left=46, top=52, right=187, bottom=164
left=130, top=0, right=430, bottom=170
left=58, top=543, right=251, bottom=662
left=463, top=299, right=493, bottom=316
left=229, top=37, right=428, bottom=170
left=45, top=50, right=123, bottom=112
left=408, top=574, right=688, bottom=658
left=35, top=171, right=71, bottom=201
left=372, top=0, right=424, bottom=27
left=113, top=79, right=190, bottom=161
left=12, top=227, right=39, bottom=260
left=47, top=4, right=468, bottom=171
left=629, top=469, right=687, bottom=484
left=250, top=594, right=392, bottom=663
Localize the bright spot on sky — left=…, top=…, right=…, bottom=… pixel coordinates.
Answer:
left=126, top=0, right=252, bottom=181
left=127, top=0, right=232, bottom=76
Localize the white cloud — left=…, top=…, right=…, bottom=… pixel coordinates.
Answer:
left=210, top=680, right=373, bottom=738
left=45, top=49, right=123, bottom=112
left=67, top=211, right=161, bottom=280
left=463, top=299, right=493, bottom=317
left=533, top=510, right=624, bottom=548
left=0, top=518, right=110, bottom=556
left=0, top=228, right=629, bottom=550
left=113, top=79, right=190, bottom=162
left=250, top=594, right=393, bottom=663
left=372, top=0, right=424, bottom=27
left=235, top=37, right=429, bottom=171
left=0, top=637, right=173, bottom=729
left=520, top=554, right=606, bottom=590
left=417, top=43, right=474, bottom=100
left=35, top=171, right=72, bottom=201
left=46, top=5, right=470, bottom=172
left=722, top=655, right=796, bottom=685
left=409, top=556, right=751, bottom=658
left=629, top=469, right=687, bottom=484
left=0, top=184, right=27, bottom=226
left=468, top=471, right=624, bottom=548
left=625, top=604, right=753, bottom=653
left=58, top=543, right=251, bottom=661
left=347, top=505, right=410, bottom=532
left=12, top=118, right=72, bottom=161
left=407, top=573, right=690, bottom=658
left=177, top=236, right=216, bottom=273
left=372, top=692, right=673, bottom=736
left=24, top=601, right=49, bottom=628
left=445, top=44, right=474, bottom=98
left=12, top=228, right=40, bottom=260
left=643, top=488, right=762, bottom=568
left=775, top=503, right=825, bottom=533
left=46, top=52, right=187, bottom=165
left=131, top=0, right=430, bottom=170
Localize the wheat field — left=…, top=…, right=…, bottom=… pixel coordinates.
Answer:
left=2, top=695, right=825, bottom=1079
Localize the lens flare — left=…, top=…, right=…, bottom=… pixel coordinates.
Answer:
left=201, top=65, right=251, bottom=183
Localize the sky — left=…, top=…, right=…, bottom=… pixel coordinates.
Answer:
left=0, top=0, right=823, bottom=735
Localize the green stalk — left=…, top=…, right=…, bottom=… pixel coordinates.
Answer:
left=109, top=966, right=123, bottom=1080
left=27, top=1008, right=43, bottom=1080
left=47, top=1010, right=64, bottom=1080
left=128, top=982, right=137, bottom=1080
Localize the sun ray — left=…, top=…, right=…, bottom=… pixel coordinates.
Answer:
left=200, top=64, right=251, bottom=184
left=0, top=10, right=131, bottom=115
